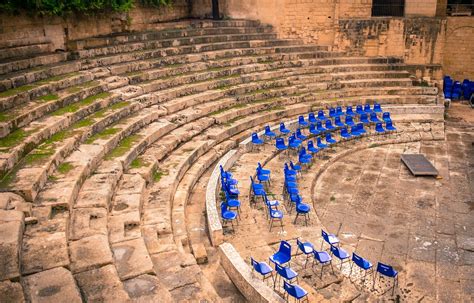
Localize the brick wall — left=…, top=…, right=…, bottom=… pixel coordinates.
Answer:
left=443, top=17, right=474, bottom=80
left=0, top=1, right=190, bottom=51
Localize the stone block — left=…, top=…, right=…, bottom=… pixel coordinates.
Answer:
left=191, top=242, right=208, bottom=265
left=69, top=207, right=108, bottom=240
left=123, top=274, right=173, bottom=302
left=23, top=267, right=81, bottom=303
left=69, top=235, right=113, bottom=273
left=112, top=238, right=154, bottom=280
left=0, top=220, right=23, bottom=280
left=21, top=232, right=69, bottom=275
left=74, top=265, right=130, bottom=302
left=108, top=211, right=141, bottom=244
left=0, top=280, right=25, bottom=302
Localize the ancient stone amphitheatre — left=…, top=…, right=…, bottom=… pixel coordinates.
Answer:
left=0, top=1, right=473, bottom=302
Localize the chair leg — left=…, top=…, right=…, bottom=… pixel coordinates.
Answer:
left=269, top=220, right=273, bottom=232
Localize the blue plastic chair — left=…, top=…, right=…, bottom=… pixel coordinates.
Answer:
left=294, top=195, right=311, bottom=225
left=298, top=148, right=312, bottom=165
left=298, top=115, right=309, bottom=128
left=268, top=205, right=284, bottom=232
left=308, top=112, right=318, bottom=124
left=373, top=262, right=398, bottom=295
left=350, top=253, right=373, bottom=285
left=285, top=184, right=299, bottom=202
left=382, top=112, right=391, bottom=122
left=309, top=123, right=320, bottom=136
left=452, top=81, right=462, bottom=100
left=345, top=115, right=355, bottom=127
left=270, top=241, right=292, bottom=266
left=283, top=281, right=308, bottom=303
left=257, top=162, right=270, bottom=176
left=316, top=137, right=327, bottom=149
left=296, top=128, right=307, bottom=141
left=307, top=140, right=319, bottom=155
left=251, top=133, right=264, bottom=151
left=325, top=119, right=335, bottom=131
left=373, top=102, right=382, bottom=113
left=325, top=133, right=337, bottom=145
left=263, top=192, right=280, bottom=212
left=360, top=113, right=370, bottom=124
left=313, top=249, right=333, bottom=278
left=280, top=122, right=291, bottom=136
left=224, top=191, right=241, bottom=216
left=275, top=137, right=288, bottom=153
left=290, top=161, right=302, bottom=175
left=386, top=121, right=397, bottom=131
left=350, top=125, right=361, bottom=137
left=340, top=127, right=352, bottom=140
left=220, top=202, right=237, bottom=230
left=250, top=257, right=274, bottom=284
left=297, top=239, right=314, bottom=268
left=284, top=163, right=297, bottom=177
left=329, top=107, right=336, bottom=118
left=276, top=264, right=298, bottom=289
left=264, top=125, right=277, bottom=141
left=346, top=106, right=355, bottom=116
left=317, top=110, right=327, bottom=121
left=334, top=116, right=344, bottom=127
left=356, top=122, right=367, bottom=135
left=375, top=122, right=385, bottom=134
left=316, top=121, right=326, bottom=132
left=336, top=106, right=343, bottom=116
left=330, top=245, right=350, bottom=270
left=356, top=104, right=364, bottom=115
left=370, top=112, right=380, bottom=122
left=321, top=230, right=339, bottom=250
left=364, top=104, right=372, bottom=113
left=250, top=176, right=265, bottom=204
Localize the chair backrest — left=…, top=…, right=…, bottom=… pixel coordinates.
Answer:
left=346, top=106, right=353, bottom=114
left=386, top=121, right=393, bottom=128
left=308, top=140, right=314, bottom=149
left=250, top=257, right=263, bottom=274
left=361, top=113, right=368, bottom=121
left=370, top=112, right=377, bottom=119
left=316, top=121, right=323, bottom=128
left=376, top=262, right=397, bottom=277
left=318, top=110, right=325, bottom=118
left=329, top=108, right=336, bottom=116
left=356, top=105, right=363, bottom=112
left=252, top=133, right=259, bottom=141
left=220, top=202, right=228, bottom=215
left=283, top=281, right=296, bottom=297
left=351, top=125, right=358, bottom=133
left=376, top=122, right=384, bottom=131
left=326, top=133, right=332, bottom=140
left=310, top=123, right=316, bottom=132
left=276, top=137, right=285, bottom=148
left=352, top=252, right=371, bottom=269
left=250, top=176, right=255, bottom=185
left=325, top=119, right=332, bottom=128
left=336, top=106, right=342, bottom=114
left=383, top=112, right=390, bottom=119
left=374, top=103, right=382, bottom=111
left=280, top=122, right=286, bottom=131
left=264, top=125, right=271, bottom=133
left=335, top=116, right=341, bottom=124
left=321, top=230, right=330, bottom=242
left=309, top=112, right=316, bottom=120
left=317, top=137, right=322, bottom=144
left=346, top=115, right=353, bottom=123
left=364, top=104, right=371, bottom=111
left=330, top=245, right=342, bottom=257
left=298, top=115, right=304, bottom=122
left=296, top=128, right=302, bottom=136
left=278, top=240, right=292, bottom=258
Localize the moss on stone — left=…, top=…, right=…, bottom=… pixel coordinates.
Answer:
left=57, top=162, right=74, bottom=174
left=85, top=127, right=121, bottom=144
left=0, top=85, right=36, bottom=98
left=153, top=169, right=168, bottom=183
left=130, top=157, right=149, bottom=169
left=0, top=129, right=29, bottom=148
left=105, top=134, right=142, bottom=159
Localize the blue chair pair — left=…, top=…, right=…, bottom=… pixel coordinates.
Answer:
left=296, top=239, right=333, bottom=278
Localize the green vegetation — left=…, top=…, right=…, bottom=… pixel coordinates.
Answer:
left=71, top=118, right=95, bottom=129
left=52, top=92, right=111, bottom=116
left=86, top=127, right=121, bottom=144
left=0, top=85, right=36, bottom=98
left=105, top=134, right=142, bottom=159
left=130, top=158, right=149, bottom=169
left=153, top=169, right=168, bottom=183
left=0, top=112, right=12, bottom=122
left=37, top=72, right=79, bottom=85
left=66, top=81, right=99, bottom=94
left=0, top=0, right=173, bottom=16
left=38, top=94, right=59, bottom=102
left=0, top=129, right=30, bottom=148
left=57, top=162, right=74, bottom=174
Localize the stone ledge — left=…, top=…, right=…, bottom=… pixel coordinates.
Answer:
left=206, top=149, right=239, bottom=247
left=219, top=242, right=284, bottom=303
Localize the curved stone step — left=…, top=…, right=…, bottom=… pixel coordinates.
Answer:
left=0, top=52, right=68, bottom=76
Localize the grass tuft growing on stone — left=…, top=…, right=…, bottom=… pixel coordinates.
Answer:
left=0, top=85, right=36, bottom=98
left=105, top=134, right=142, bottom=159
left=0, top=129, right=30, bottom=148
left=86, top=128, right=121, bottom=144
left=130, top=158, right=149, bottom=169
left=38, top=94, right=59, bottom=102
left=57, top=162, right=74, bottom=174
left=153, top=169, right=168, bottom=183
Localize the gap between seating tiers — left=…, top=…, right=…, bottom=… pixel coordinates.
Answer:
left=206, top=109, right=445, bottom=302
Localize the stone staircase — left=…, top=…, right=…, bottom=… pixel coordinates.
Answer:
left=0, top=19, right=439, bottom=302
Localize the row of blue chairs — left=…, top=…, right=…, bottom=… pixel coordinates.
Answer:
left=251, top=235, right=399, bottom=301
left=444, top=76, right=474, bottom=100
left=283, top=163, right=311, bottom=225
left=250, top=173, right=284, bottom=231
left=219, top=166, right=241, bottom=230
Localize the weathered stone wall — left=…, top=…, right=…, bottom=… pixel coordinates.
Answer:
left=0, top=1, right=189, bottom=51
left=190, top=0, right=212, bottom=18
left=443, top=17, right=474, bottom=80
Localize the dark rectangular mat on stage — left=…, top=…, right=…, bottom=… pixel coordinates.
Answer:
left=401, top=154, right=439, bottom=176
